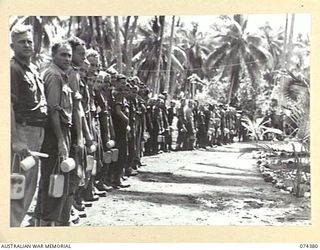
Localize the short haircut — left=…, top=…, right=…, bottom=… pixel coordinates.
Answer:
left=86, top=48, right=100, bottom=59
left=11, top=24, right=33, bottom=43
left=68, top=36, right=86, bottom=50
left=51, top=41, right=71, bottom=56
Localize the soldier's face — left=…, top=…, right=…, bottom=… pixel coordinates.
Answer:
left=11, top=32, right=34, bottom=59
left=95, top=76, right=103, bottom=89
left=72, top=45, right=86, bottom=67
left=87, top=75, right=96, bottom=87
left=79, top=63, right=89, bottom=79
left=88, top=56, right=99, bottom=76
left=53, top=45, right=72, bottom=71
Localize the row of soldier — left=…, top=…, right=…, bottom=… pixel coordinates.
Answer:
left=10, top=25, right=150, bottom=227
left=10, top=24, right=253, bottom=227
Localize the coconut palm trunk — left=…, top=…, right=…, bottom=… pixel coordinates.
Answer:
left=154, top=16, right=165, bottom=95
left=123, top=16, right=131, bottom=74
left=114, top=16, right=123, bottom=73
left=278, top=14, right=289, bottom=113
left=164, top=15, right=176, bottom=93
left=287, top=14, right=295, bottom=65
left=94, top=16, right=106, bottom=68
left=127, top=16, right=138, bottom=76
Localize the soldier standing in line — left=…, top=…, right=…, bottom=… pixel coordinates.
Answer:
left=185, top=100, right=195, bottom=150
left=149, top=98, right=160, bottom=155
left=34, top=42, right=73, bottom=226
left=67, top=37, right=96, bottom=220
left=126, top=81, right=139, bottom=176
left=195, top=104, right=207, bottom=148
left=110, top=74, right=131, bottom=189
left=158, top=95, right=169, bottom=152
left=203, top=104, right=211, bottom=147
left=167, top=100, right=176, bottom=151
left=175, top=98, right=187, bottom=151
left=136, top=81, right=149, bottom=166
left=10, top=25, right=48, bottom=227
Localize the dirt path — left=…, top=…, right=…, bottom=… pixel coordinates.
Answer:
left=75, top=142, right=311, bottom=226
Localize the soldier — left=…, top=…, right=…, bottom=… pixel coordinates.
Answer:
left=130, top=79, right=144, bottom=170
left=110, top=74, right=131, bottom=188
left=203, top=104, right=211, bottom=147
left=91, top=72, right=115, bottom=192
left=67, top=37, right=95, bottom=220
left=149, top=97, right=160, bottom=154
left=144, top=97, right=155, bottom=156
left=212, top=104, right=221, bottom=146
left=136, top=81, right=148, bottom=166
left=126, top=81, right=139, bottom=176
left=175, top=99, right=187, bottom=150
left=195, top=104, right=206, bottom=148
left=157, top=95, right=169, bottom=152
left=34, top=42, right=73, bottom=226
left=218, top=104, right=226, bottom=145
left=167, top=101, right=176, bottom=151
left=185, top=100, right=195, bottom=150
left=10, top=25, right=48, bottom=227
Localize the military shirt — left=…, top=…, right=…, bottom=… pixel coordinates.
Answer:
left=11, top=57, right=47, bottom=126
left=42, top=63, right=73, bottom=126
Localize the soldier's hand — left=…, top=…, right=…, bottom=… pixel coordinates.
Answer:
left=87, top=140, right=97, bottom=153
left=58, top=140, right=69, bottom=159
left=126, top=125, right=131, bottom=133
left=12, top=141, right=30, bottom=158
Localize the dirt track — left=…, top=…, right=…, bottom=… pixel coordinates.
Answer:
left=73, top=142, right=310, bottom=226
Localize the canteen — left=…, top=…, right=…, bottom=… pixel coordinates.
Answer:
left=48, top=174, right=65, bottom=198
left=106, top=140, right=115, bottom=149
left=143, top=132, right=150, bottom=140
left=60, top=157, right=76, bottom=173
left=88, top=144, right=97, bottom=153
left=111, top=148, right=119, bottom=162
left=91, top=160, right=97, bottom=176
left=157, top=135, right=165, bottom=143
left=20, top=156, right=36, bottom=171
left=86, top=155, right=95, bottom=171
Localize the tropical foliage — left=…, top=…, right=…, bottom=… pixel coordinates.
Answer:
left=241, top=116, right=283, bottom=141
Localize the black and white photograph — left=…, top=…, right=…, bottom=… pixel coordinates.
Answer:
left=9, top=13, right=311, bottom=229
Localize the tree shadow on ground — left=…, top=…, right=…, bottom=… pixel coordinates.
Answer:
left=136, top=170, right=262, bottom=187
left=194, top=162, right=259, bottom=174
left=204, top=145, right=258, bottom=154
left=111, top=188, right=292, bottom=212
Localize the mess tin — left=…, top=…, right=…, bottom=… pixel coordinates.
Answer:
left=60, top=157, right=76, bottom=173
left=103, top=151, right=112, bottom=164
left=106, top=140, right=115, bottom=149
left=20, top=156, right=36, bottom=171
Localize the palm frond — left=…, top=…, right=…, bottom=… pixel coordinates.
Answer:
left=171, top=54, right=185, bottom=71
left=172, top=45, right=188, bottom=63
left=204, top=43, right=230, bottom=70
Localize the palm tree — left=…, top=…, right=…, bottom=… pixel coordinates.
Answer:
left=259, top=22, right=284, bottom=71
left=132, top=16, right=186, bottom=93
left=176, top=22, right=212, bottom=79
left=204, top=14, right=271, bottom=104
